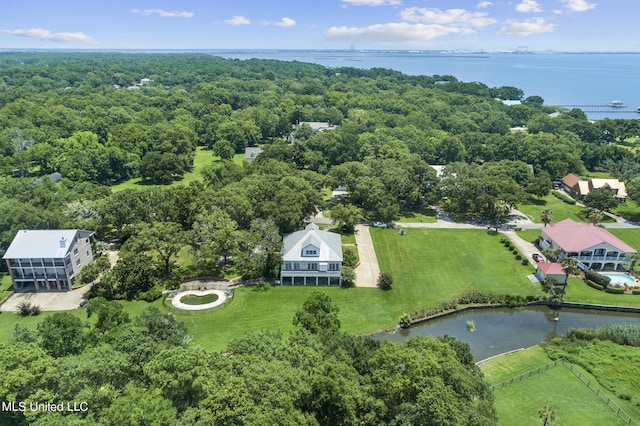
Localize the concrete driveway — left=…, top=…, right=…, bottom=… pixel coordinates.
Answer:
left=354, top=225, right=380, bottom=288
left=0, top=285, right=92, bottom=312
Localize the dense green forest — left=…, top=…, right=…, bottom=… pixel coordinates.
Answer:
left=0, top=292, right=497, bottom=425
left=2, top=52, right=640, bottom=275
left=3, top=52, right=640, bottom=424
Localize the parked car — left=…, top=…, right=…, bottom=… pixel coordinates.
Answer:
left=532, top=253, right=544, bottom=263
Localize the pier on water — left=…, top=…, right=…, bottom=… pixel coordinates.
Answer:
left=554, top=104, right=640, bottom=113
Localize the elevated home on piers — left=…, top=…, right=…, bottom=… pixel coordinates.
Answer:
left=280, top=223, right=342, bottom=286
left=540, top=219, right=635, bottom=271
left=2, top=230, right=95, bottom=292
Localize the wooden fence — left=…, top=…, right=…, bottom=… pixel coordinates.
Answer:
left=490, top=359, right=637, bottom=426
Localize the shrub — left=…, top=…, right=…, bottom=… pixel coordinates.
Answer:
left=553, top=191, right=577, bottom=205
left=137, top=288, right=163, bottom=302
left=342, top=247, right=358, bottom=268
left=399, top=313, right=411, bottom=328
left=17, top=302, right=31, bottom=316
left=585, top=280, right=604, bottom=291
left=377, top=272, right=393, bottom=291
left=605, top=286, right=625, bottom=294
left=341, top=266, right=356, bottom=288
left=584, top=270, right=611, bottom=288
left=633, top=288, right=640, bottom=295
left=29, top=305, right=42, bottom=316
left=521, top=259, right=529, bottom=265
left=515, top=254, right=522, bottom=260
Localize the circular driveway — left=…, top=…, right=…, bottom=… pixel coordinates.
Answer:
left=171, top=289, right=227, bottom=311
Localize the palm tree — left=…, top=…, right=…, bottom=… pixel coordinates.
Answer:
left=542, top=248, right=562, bottom=262
left=540, top=209, right=553, bottom=227
left=561, top=257, right=580, bottom=285
left=628, top=252, right=640, bottom=274
left=539, top=406, right=556, bottom=425
left=587, top=208, right=604, bottom=226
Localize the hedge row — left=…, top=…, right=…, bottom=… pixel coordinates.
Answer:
left=585, top=279, right=604, bottom=291
left=584, top=270, right=611, bottom=287
left=552, top=191, right=577, bottom=205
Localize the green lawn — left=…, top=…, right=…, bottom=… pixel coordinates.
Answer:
left=479, top=346, right=551, bottom=386
left=372, top=228, right=540, bottom=311
left=481, top=346, right=629, bottom=426
left=517, top=194, right=590, bottom=223
left=395, top=206, right=438, bottom=223
left=489, top=362, right=627, bottom=425
left=516, top=229, right=542, bottom=245
left=172, top=228, right=542, bottom=351
left=613, top=199, right=640, bottom=222
left=110, top=147, right=220, bottom=192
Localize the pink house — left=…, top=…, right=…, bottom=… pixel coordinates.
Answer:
left=535, top=262, right=567, bottom=284
left=540, top=219, right=636, bottom=271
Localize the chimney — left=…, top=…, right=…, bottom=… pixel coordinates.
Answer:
left=59, top=237, right=67, bottom=248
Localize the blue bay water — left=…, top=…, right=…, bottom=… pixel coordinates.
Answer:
left=211, top=50, right=640, bottom=120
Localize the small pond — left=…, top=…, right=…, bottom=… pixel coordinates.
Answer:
left=371, top=306, right=640, bottom=361
left=179, top=293, right=219, bottom=305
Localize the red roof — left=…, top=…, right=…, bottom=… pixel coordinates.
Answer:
left=542, top=219, right=636, bottom=253
left=537, top=262, right=565, bottom=275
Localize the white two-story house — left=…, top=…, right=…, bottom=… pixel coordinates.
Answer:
left=280, top=223, right=343, bottom=286
left=2, top=229, right=95, bottom=292
left=540, top=219, right=636, bottom=271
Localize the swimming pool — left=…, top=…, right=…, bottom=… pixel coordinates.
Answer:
left=600, top=272, right=636, bottom=286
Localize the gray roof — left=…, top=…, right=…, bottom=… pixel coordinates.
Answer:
left=3, top=229, right=94, bottom=260
left=244, top=147, right=263, bottom=162
left=282, top=223, right=342, bottom=262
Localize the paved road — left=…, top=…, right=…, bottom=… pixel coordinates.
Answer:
left=353, top=224, right=380, bottom=288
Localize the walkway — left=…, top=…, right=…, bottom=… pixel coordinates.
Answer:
left=353, top=224, right=380, bottom=288
left=502, top=230, right=544, bottom=267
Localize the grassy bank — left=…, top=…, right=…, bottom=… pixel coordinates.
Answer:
left=480, top=346, right=629, bottom=425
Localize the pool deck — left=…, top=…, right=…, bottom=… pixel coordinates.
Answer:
left=600, top=272, right=639, bottom=287
left=171, top=289, right=227, bottom=311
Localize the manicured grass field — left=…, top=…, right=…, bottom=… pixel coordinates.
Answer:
left=395, top=207, right=437, bottom=223
left=372, top=228, right=539, bottom=310
left=517, top=194, right=590, bottom=223
left=479, top=346, right=551, bottom=386
left=613, top=199, right=640, bottom=222
left=175, top=228, right=542, bottom=351
left=481, top=346, right=628, bottom=426
left=516, top=229, right=542, bottom=245
left=110, top=147, right=221, bottom=192
left=490, top=363, right=627, bottom=425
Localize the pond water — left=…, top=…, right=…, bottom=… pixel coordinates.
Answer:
left=179, top=293, right=219, bottom=305
left=371, top=306, right=640, bottom=361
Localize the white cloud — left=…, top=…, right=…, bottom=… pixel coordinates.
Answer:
left=341, top=0, right=401, bottom=5
left=324, top=22, right=465, bottom=43
left=477, top=1, right=493, bottom=8
left=273, top=17, right=296, bottom=27
left=131, top=9, right=194, bottom=18
left=516, top=0, right=543, bottom=13
left=224, top=16, right=251, bottom=26
left=498, top=17, right=556, bottom=36
left=399, top=8, right=497, bottom=28
left=2, top=28, right=96, bottom=44
left=560, top=0, right=597, bottom=12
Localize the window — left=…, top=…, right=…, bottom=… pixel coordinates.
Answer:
left=76, top=259, right=81, bottom=266
left=305, top=249, right=317, bottom=256
left=307, top=263, right=317, bottom=270
left=73, top=247, right=79, bottom=256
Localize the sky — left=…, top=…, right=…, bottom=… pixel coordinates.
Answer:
left=1, top=0, right=637, bottom=52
